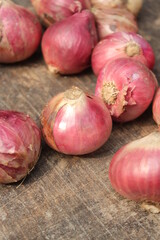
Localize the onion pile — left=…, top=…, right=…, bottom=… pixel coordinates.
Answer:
left=1, top=0, right=159, bottom=212
left=0, top=0, right=42, bottom=63
left=0, top=111, right=41, bottom=184
left=92, top=32, right=155, bottom=76
left=41, top=86, right=112, bottom=155
left=31, top=0, right=91, bottom=26
left=88, top=0, right=160, bottom=206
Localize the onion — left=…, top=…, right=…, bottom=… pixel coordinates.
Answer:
left=92, top=8, right=138, bottom=40
left=153, top=87, right=160, bottom=126
left=0, top=0, right=42, bottom=63
left=42, top=10, right=98, bottom=75
left=109, top=131, right=160, bottom=202
left=95, top=58, right=157, bottom=122
left=31, top=0, right=91, bottom=27
left=41, top=86, right=112, bottom=155
left=0, top=111, right=41, bottom=184
left=90, top=0, right=143, bottom=16
left=92, top=32, right=155, bottom=76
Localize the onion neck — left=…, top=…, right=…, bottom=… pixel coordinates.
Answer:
left=125, top=42, right=140, bottom=57
left=64, top=86, right=86, bottom=105
left=102, top=82, right=119, bottom=105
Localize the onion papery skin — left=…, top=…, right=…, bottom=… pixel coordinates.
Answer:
left=92, top=8, right=138, bottom=40
left=95, top=58, right=157, bottom=122
left=0, top=111, right=41, bottom=184
left=153, top=88, right=160, bottom=126
left=90, top=0, right=143, bottom=16
left=41, top=87, right=112, bottom=155
left=31, top=0, right=91, bottom=27
left=0, top=0, right=42, bottom=63
left=109, top=131, right=160, bottom=202
left=92, top=32, right=155, bottom=76
left=42, top=10, right=98, bottom=75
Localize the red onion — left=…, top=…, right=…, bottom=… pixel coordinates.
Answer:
left=92, top=8, right=138, bottom=40
left=0, top=0, right=42, bottom=63
left=90, top=0, right=143, bottom=16
left=153, top=87, right=160, bottom=126
left=0, top=111, right=41, bottom=184
left=42, top=10, right=98, bottom=75
left=109, top=131, right=160, bottom=202
left=41, top=86, right=112, bottom=155
left=31, top=0, right=91, bottom=27
left=92, top=32, right=155, bottom=76
left=95, top=58, right=157, bottom=122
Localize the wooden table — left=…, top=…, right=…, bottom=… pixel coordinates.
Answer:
left=0, top=0, right=160, bottom=239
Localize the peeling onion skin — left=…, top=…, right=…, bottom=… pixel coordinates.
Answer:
left=109, top=131, right=160, bottom=202
left=153, top=88, right=160, bottom=126
left=90, top=0, right=143, bottom=16
left=95, top=58, right=158, bottom=122
left=0, top=0, right=42, bottom=63
left=31, top=0, right=91, bottom=27
left=92, top=32, right=155, bottom=76
left=92, top=8, right=138, bottom=40
left=41, top=87, right=112, bottom=155
left=42, top=10, right=98, bottom=75
left=0, top=111, right=41, bottom=184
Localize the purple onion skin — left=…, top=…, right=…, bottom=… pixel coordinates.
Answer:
left=153, top=87, right=160, bottom=126
left=42, top=10, right=98, bottom=75
left=95, top=58, right=157, bottom=122
left=109, top=131, right=160, bottom=202
left=0, top=111, right=41, bottom=184
left=92, top=32, right=155, bottom=76
left=0, top=0, right=42, bottom=63
left=31, top=0, right=91, bottom=27
left=41, top=87, right=112, bottom=155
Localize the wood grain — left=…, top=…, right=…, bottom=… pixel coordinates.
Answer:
left=0, top=0, right=160, bottom=239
